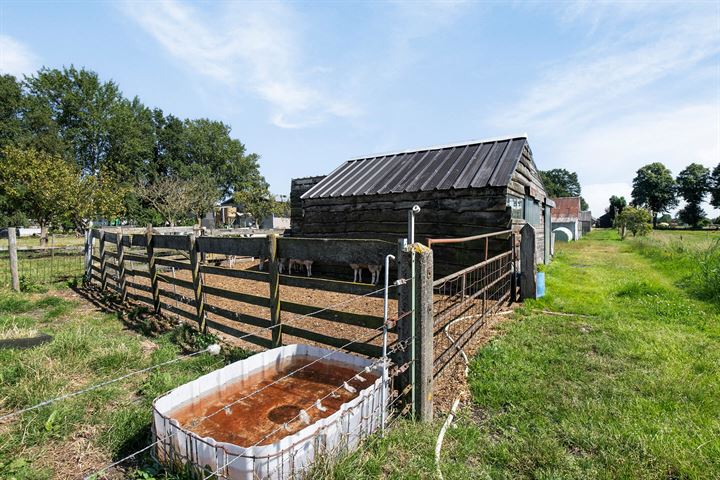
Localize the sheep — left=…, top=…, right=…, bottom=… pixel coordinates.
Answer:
left=258, top=257, right=287, bottom=273
left=350, top=263, right=382, bottom=285
left=289, top=259, right=314, bottom=277
left=220, top=255, right=237, bottom=268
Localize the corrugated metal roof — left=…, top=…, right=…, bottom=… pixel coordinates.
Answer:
left=302, top=135, right=529, bottom=199
left=551, top=197, right=581, bottom=221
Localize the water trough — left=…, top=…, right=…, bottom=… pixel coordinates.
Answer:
left=152, top=344, right=386, bottom=479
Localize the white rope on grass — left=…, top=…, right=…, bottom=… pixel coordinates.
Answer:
left=435, top=397, right=460, bottom=480
left=0, top=344, right=221, bottom=424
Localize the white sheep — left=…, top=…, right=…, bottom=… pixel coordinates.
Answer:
left=289, top=259, right=314, bottom=277
left=350, top=263, right=382, bottom=285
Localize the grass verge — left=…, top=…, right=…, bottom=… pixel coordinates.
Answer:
left=328, top=229, right=719, bottom=479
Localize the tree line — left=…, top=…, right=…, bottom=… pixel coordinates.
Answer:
left=0, top=66, right=284, bottom=246
left=605, top=162, right=720, bottom=229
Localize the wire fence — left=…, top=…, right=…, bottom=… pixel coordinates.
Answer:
left=83, top=300, right=414, bottom=479
left=432, top=250, right=513, bottom=377
left=0, top=245, right=85, bottom=289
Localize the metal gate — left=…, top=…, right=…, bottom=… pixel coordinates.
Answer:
left=428, top=230, right=515, bottom=377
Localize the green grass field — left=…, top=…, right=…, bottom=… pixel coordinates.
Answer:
left=0, top=292, right=251, bottom=479
left=0, top=229, right=717, bottom=479
left=331, top=229, right=719, bottom=479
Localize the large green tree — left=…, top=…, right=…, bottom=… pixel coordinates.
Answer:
left=631, top=162, right=677, bottom=227
left=24, top=66, right=122, bottom=175
left=710, top=163, right=720, bottom=209
left=676, top=163, right=710, bottom=228
left=3, top=65, right=269, bottom=229
left=0, top=147, right=84, bottom=245
left=540, top=168, right=589, bottom=210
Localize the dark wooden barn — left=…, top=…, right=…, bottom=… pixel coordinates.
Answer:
left=290, top=135, right=554, bottom=277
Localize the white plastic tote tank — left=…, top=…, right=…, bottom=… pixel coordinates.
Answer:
left=152, top=344, right=386, bottom=479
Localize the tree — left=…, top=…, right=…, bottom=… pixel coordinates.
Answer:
left=136, top=176, right=192, bottom=227
left=0, top=75, right=23, bottom=151
left=233, top=176, right=274, bottom=228
left=0, top=147, right=84, bottom=246
left=540, top=168, right=589, bottom=211
left=676, top=163, right=710, bottom=228
left=182, top=118, right=262, bottom=198
left=631, top=163, right=677, bottom=227
left=183, top=164, right=222, bottom=226
left=540, top=169, right=581, bottom=197
left=710, top=163, right=720, bottom=209
left=24, top=66, right=121, bottom=176
left=608, top=195, right=627, bottom=222
left=614, top=207, right=651, bottom=240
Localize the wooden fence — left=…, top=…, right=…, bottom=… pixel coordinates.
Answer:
left=84, top=224, right=536, bottom=422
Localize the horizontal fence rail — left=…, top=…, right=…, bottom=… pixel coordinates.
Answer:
left=86, top=227, right=396, bottom=359
left=431, top=243, right=514, bottom=378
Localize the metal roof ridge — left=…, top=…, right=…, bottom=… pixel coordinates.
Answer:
left=345, top=133, right=529, bottom=161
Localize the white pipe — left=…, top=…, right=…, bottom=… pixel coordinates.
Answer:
left=381, top=253, right=395, bottom=434
left=435, top=397, right=461, bottom=480
left=407, top=205, right=420, bottom=245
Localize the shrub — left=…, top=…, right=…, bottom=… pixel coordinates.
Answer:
left=615, top=207, right=652, bottom=239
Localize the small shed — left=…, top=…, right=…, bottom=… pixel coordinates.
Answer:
left=291, top=135, right=554, bottom=275
left=551, top=197, right=582, bottom=240
left=579, top=211, right=593, bottom=236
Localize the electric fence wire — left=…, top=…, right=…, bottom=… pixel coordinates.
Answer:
left=84, top=281, right=412, bottom=478
left=87, top=327, right=412, bottom=480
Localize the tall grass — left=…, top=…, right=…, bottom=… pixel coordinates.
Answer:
left=630, top=233, right=720, bottom=305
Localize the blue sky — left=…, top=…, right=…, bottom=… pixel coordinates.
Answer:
left=1, top=0, right=719, bottom=217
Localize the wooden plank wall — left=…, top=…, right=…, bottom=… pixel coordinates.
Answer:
left=290, top=176, right=326, bottom=236
left=508, top=144, right=550, bottom=265
left=296, top=187, right=512, bottom=277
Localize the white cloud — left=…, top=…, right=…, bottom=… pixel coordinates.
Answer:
left=121, top=0, right=357, bottom=128
left=494, top=3, right=720, bottom=219
left=499, top=8, right=720, bottom=134
left=0, top=35, right=38, bottom=77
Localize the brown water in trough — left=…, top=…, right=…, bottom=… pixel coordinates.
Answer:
left=170, top=357, right=379, bottom=446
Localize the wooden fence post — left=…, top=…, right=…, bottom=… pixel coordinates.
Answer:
left=115, top=228, right=127, bottom=302
left=414, top=244, right=434, bottom=422
left=84, top=227, right=93, bottom=285
left=146, top=225, right=161, bottom=314
left=189, top=232, right=206, bottom=332
left=267, top=234, right=282, bottom=348
left=520, top=223, right=537, bottom=300
left=99, top=230, right=108, bottom=292
left=8, top=227, right=19, bottom=292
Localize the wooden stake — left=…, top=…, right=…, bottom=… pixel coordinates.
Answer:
left=8, top=228, right=19, bottom=292
left=146, top=224, right=161, bottom=314
left=267, top=234, right=282, bottom=347
left=189, top=232, right=206, bottom=332
left=99, top=230, right=108, bottom=292
left=116, top=228, right=127, bottom=302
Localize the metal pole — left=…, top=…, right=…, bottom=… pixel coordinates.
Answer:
left=407, top=204, right=420, bottom=416
left=381, top=253, right=395, bottom=434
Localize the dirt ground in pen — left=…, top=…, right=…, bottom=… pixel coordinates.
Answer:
left=124, top=257, right=397, bottom=354
left=432, top=301, right=516, bottom=413
left=120, top=256, right=512, bottom=415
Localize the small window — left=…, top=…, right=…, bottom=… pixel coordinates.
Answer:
left=507, top=195, right=524, bottom=219
left=524, top=197, right=542, bottom=225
